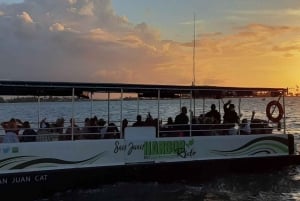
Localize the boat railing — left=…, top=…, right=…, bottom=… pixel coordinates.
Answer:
left=0, top=120, right=287, bottom=143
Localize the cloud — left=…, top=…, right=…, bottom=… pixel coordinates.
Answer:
left=49, top=22, right=65, bottom=32
left=0, top=0, right=186, bottom=84
left=0, top=0, right=300, bottom=88
left=181, top=23, right=300, bottom=59
left=17, top=11, right=33, bottom=23
left=231, top=9, right=300, bottom=17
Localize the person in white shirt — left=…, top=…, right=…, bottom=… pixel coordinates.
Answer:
left=1, top=118, right=20, bottom=143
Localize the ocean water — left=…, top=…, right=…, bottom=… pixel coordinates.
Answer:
left=1, top=97, right=300, bottom=201
left=1, top=97, right=300, bottom=132
left=39, top=168, right=300, bottom=201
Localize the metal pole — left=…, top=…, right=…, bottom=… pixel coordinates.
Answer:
left=238, top=98, right=241, bottom=117
left=190, top=90, right=192, bottom=137
left=179, top=92, right=182, bottom=110
left=157, top=89, right=160, bottom=138
left=90, top=92, right=93, bottom=118
left=120, top=88, right=123, bottom=138
left=283, top=92, right=286, bottom=134
left=71, top=88, right=75, bottom=141
left=218, top=99, right=221, bottom=114
left=137, top=95, right=140, bottom=116
left=203, top=97, right=205, bottom=114
left=38, top=96, right=40, bottom=129
left=108, top=92, right=110, bottom=124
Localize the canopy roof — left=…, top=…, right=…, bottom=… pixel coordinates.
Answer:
left=0, top=80, right=287, bottom=98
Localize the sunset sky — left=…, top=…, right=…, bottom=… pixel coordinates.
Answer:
left=0, top=0, right=300, bottom=91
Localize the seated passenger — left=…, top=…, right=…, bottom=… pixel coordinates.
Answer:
left=22, top=121, right=37, bottom=142
left=240, top=118, right=251, bottom=135
left=53, top=117, right=65, bottom=140
left=121, top=118, right=128, bottom=137
left=36, top=118, right=53, bottom=141
left=132, top=115, right=144, bottom=127
left=163, top=117, right=174, bottom=129
left=65, top=118, right=81, bottom=140
left=205, top=104, right=221, bottom=124
left=52, top=118, right=64, bottom=133
left=105, top=123, right=120, bottom=139
left=88, top=117, right=100, bottom=139
left=223, top=100, right=240, bottom=134
left=175, top=106, right=189, bottom=125
left=174, top=106, right=189, bottom=136
left=144, top=112, right=154, bottom=126
left=80, top=117, right=91, bottom=139
left=98, top=118, right=107, bottom=138
left=1, top=118, right=20, bottom=143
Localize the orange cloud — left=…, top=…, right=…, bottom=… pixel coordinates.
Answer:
left=175, top=24, right=300, bottom=87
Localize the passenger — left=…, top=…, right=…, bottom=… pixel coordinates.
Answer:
left=121, top=118, right=128, bottom=137
left=1, top=118, right=20, bottom=143
left=174, top=106, right=189, bottom=136
left=195, top=115, right=215, bottom=136
left=54, top=118, right=65, bottom=140
left=240, top=118, right=251, bottom=135
left=22, top=121, right=37, bottom=142
left=37, top=118, right=53, bottom=141
left=80, top=117, right=91, bottom=139
left=205, top=104, right=221, bottom=124
left=163, top=117, right=174, bottom=129
left=240, top=111, right=255, bottom=135
left=132, top=114, right=144, bottom=127
left=65, top=118, right=81, bottom=140
left=88, top=116, right=100, bottom=138
left=38, top=118, right=50, bottom=133
left=175, top=106, right=189, bottom=125
left=98, top=118, right=107, bottom=138
left=198, top=114, right=205, bottom=124
left=223, top=100, right=240, bottom=134
left=105, top=122, right=120, bottom=139
left=144, top=112, right=154, bottom=126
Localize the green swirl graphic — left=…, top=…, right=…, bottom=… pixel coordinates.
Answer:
left=0, top=152, right=105, bottom=170
left=210, top=136, right=289, bottom=156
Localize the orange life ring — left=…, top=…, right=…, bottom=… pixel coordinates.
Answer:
left=266, top=100, right=284, bottom=123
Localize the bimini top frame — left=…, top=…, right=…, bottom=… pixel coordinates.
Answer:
left=0, top=80, right=287, bottom=98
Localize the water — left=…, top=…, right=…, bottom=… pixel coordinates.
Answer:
left=38, top=168, right=300, bottom=201
left=1, top=97, right=300, bottom=132
left=1, top=97, right=300, bottom=200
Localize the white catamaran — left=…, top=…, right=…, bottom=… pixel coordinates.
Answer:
left=0, top=80, right=299, bottom=198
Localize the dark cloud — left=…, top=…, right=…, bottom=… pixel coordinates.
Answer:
left=0, top=0, right=181, bottom=84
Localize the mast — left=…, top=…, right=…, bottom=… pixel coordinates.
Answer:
left=192, top=13, right=196, bottom=117
left=192, top=13, right=196, bottom=86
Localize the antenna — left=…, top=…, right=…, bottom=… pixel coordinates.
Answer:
left=192, top=13, right=196, bottom=117
left=192, top=13, right=196, bottom=86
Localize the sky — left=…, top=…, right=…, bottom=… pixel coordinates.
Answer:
left=0, top=0, right=300, bottom=91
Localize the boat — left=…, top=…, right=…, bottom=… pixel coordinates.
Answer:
left=0, top=80, right=300, bottom=199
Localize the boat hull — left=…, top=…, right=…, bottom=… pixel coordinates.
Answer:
left=1, top=154, right=300, bottom=199
left=0, top=133, right=297, bottom=199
